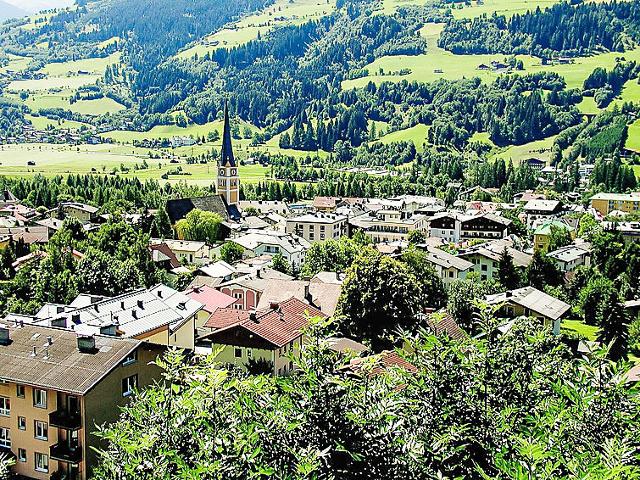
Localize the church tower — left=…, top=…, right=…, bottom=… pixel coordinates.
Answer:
left=218, top=102, right=240, bottom=205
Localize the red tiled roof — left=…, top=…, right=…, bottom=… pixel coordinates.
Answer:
left=150, top=242, right=181, bottom=269
left=313, top=196, right=341, bottom=209
left=346, top=350, right=417, bottom=375
left=426, top=312, right=467, bottom=340
left=184, top=285, right=235, bottom=313
left=204, top=297, right=327, bottom=347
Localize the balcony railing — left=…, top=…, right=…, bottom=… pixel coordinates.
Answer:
left=51, top=470, right=78, bottom=480
left=49, top=410, right=82, bottom=430
left=50, top=443, right=82, bottom=464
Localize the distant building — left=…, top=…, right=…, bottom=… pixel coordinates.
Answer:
left=151, top=238, right=213, bottom=265
left=286, top=213, right=348, bottom=243
left=230, top=230, right=309, bottom=269
left=533, top=220, right=575, bottom=252
left=349, top=210, right=428, bottom=244
left=458, top=240, right=532, bottom=281
left=523, top=199, right=563, bottom=227
left=485, top=286, right=571, bottom=335
left=420, top=245, right=472, bottom=284
left=590, top=192, right=640, bottom=216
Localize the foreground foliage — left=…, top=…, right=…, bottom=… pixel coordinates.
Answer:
left=93, top=312, right=640, bottom=479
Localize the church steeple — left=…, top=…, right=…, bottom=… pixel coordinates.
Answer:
left=217, top=101, right=240, bottom=205
left=220, top=101, right=236, bottom=168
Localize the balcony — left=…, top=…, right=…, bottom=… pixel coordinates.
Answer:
left=51, top=471, right=78, bottom=480
left=50, top=443, right=82, bottom=464
left=49, top=410, right=82, bottom=430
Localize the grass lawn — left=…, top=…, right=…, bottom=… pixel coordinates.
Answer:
left=491, top=135, right=556, bottom=165
left=376, top=124, right=430, bottom=151
left=178, top=0, right=336, bottom=58
left=18, top=90, right=125, bottom=115
left=38, top=52, right=120, bottom=77
left=562, top=319, right=599, bottom=341
left=8, top=75, right=101, bottom=91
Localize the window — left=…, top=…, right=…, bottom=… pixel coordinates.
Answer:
left=33, top=389, right=47, bottom=409
left=122, top=350, right=137, bottom=366
left=0, top=397, right=9, bottom=416
left=34, top=421, right=48, bottom=441
left=481, top=264, right=488, bottom=272
left=234, top=348, right=242, bottom=359
left=16, top=384, right=25, bottom=398
left=18, top=416, right=26, bottom=431
left=0, top=428, right=10, bottom=448
left=18, top=448, right=26, bottom=463
left=122, top=375, right=138, bottom=397
left=233, top=304, right=243, bottom=310
left=35, top=452, right=48, bottom=473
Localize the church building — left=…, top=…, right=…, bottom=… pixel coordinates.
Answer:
left=218, top=103, right=240, bottom=205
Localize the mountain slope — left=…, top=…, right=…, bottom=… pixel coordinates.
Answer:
left=0, top=0, right=27, bottom=20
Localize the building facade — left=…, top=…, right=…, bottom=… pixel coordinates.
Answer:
left=217, top=103, right=240, bottom=205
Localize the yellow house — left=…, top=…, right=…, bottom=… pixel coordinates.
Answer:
left=533, top=220, right=575, bottom=252
left=590, top=192, right=640, bottom=216
left=0, top=322, right=164, bottom=480
left=199, top=297, right=326, bottom=376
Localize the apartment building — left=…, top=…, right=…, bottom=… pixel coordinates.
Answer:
left=590, top=192, right=640, bottom=216
left=0, top=322, right=164, bottom=480
left=285, top=213, right=348, bottom=243
left=231, top=230, right=309, bottom=269
left=349, top=210, right=428, bottom=244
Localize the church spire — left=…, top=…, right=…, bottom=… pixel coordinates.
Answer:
left=220, top=101, right=236, bottom=168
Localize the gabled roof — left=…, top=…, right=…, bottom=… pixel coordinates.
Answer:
left=204, top=297, right=325, bottom=347
left=149, top=242, right=181, bottom=269
left=183, top=285, right=235, bottom=313
left=165, top=195, right=232, bottom=224
left=458, top=240, right=532, bottom=268
left=486, top=286, right=570, bottom=321
left=425, top=246, right=473, bottom=271
left=0, top=322, right=144, bottom=395
left=524, top=199, right=562, bottom=212
left=426, top=312, right=467, bottom=340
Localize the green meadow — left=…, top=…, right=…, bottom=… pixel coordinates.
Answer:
left=178, top=0, right=336, bottom=58
left=376, top=124, right=430, bottom=152
left=491, top=135, right=557, bottom=165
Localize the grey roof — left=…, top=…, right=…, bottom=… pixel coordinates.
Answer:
left=458, top=240, right=532, bottom=268
left=425, top=246, right=473, bottom=271
left=165, top=195, right=231, bottom=224
left=524, top=200, right=561, bottom=212
left=486, top=286, right=570, bottom=321
left=0, top=322, right=141, bottom=395
left=39, top=285, right=203, bottom=338
left=547, top=243, right=591, bottom=263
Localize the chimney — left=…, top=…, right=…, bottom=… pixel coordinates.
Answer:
left=44, top=346, right=49, bottom=360
left=304, top=284, right=312, bottom=304
left=71, top=313, right=80, bottom=324
left=249, top=312, right=257, bottom=322
left=94, top=304, right=99, bottom=312
left=31, top=346, right=37, bottom=357
left=269, top=302, right=279, bottom=311
left=77, top=335, right=96, bottom=353
left=0, top=326, right=10, bottom=346
left=506, top=291, right=513, bottom=298
left=256, top=269, right=261, bottom=279
left=121, top=301, right=126, bottom=310
left=132, top=309, right=137, bottom=319
left=46, top=336, right=53, bottom=346
left=137, top=299, right=144, bottom=309
left=157, top=290, right=163, bottom=298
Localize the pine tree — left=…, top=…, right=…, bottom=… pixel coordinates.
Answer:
left=498, top=247, right=521, bottom=290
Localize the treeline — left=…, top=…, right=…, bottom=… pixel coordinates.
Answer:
left=591, top=155, right=638, bottom=192
left=0, top=175, right=211, bottom=210
left=583, top=61, right=640, bottom=108
left=440, top=0, right=640, bottom=57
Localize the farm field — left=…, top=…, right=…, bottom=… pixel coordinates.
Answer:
left=0, top=143, right=270, bottom=185
left=18, top=90, right=125, bottom=115
left=491, top=135, right=556, bottom=165
left=37, top=52, right=120, bottom=77
left=342, top=22, right=640, bottom=91
left=24, top=114, right=90, bottom=130
left=450, top=0, right=560, bottom=19
left=0, top=53, right=31, bottom=74
left=178, top=0, right=336, bottom=58
left=8, top=75, right=100, bottom=91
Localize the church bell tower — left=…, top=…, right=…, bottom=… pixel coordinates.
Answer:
left=218, top=102, right=239, bottom=205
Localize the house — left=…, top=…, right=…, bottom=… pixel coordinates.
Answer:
left=349, top=210, right=428, bottom=244
left=148, top=242, right=181, bottom=270
left=0, top=226, right=49, bottom=245
left=230, top=230, right=309, bottom=269
left=420, top=246, right=472, bottom=284
left=425, top=311, right=466, bottom=340
left=546, top=241, right=592, bottom=273
left=200, top=297, right=326, bottom=375
left=239, top=200, right=290, bottom=216
left=0, top=190, right=18, bottom=208
left=183, top=285, right=235, bottom=320
left=590, top=192, right=640, bottom=216
left=58, top=203, right=99, bottom=223
left=428, top=212, right=462, bottom=243
left=458, top=240, right=532, bottom=281
left=0, top=321, right=164, bottom=480
left=150, top=238, right=213, bottom=265
left=286, top=213, right=348, bottom=243
left=523, top=200, right=563, bottom=227
left=533, top=220, right=575, bottom=252
left=31, top=285, right=205, bottom=350
left=313, top=196, right=345, bottom=213
left=485, top=286, right=571, bottom=335
left=602, top=221, right=640, bottom=244
left=255, top=278, right=342, bottom=317
left=460, top=213, right=511, bottom=241
left=525, top=158, right=546, bottom=170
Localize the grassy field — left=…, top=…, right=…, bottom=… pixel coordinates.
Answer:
left=0, top=143, right=270, bottom=185
left=178, top=0, right=336, bottom=58
left=627, top=120, right=640, bottom=152
left=38, top=52, right=120, bottom=77
left=0, top=53, right=31, bottom=74
left=25, top=114, right=90, bottom=130
left=17, top=90, right=125, bottom=115
left=8, top=75, right=101, bottom=91
left=562, top=319, right=599, bottom=341
left=376, top=124, right=430, bottom=151
left=491, top=135, right=556, bottom=165
left=342, top=22, right=640, bottom=91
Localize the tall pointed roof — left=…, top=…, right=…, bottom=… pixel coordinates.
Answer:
left=220, top=101, right=236, bottom=168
